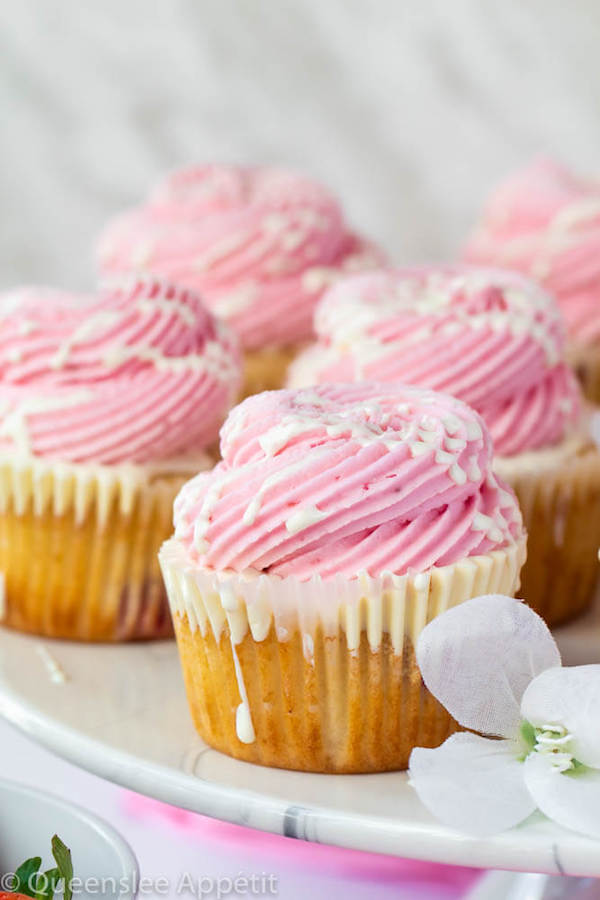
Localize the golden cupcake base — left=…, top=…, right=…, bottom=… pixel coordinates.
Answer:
left=0, top=459, right=204, bottom=642
left=242, top=344, right=303, bottom=397
left=567, top=342, right=600, bottom=405
left=161, top=537, right=525, bottom=773
left=174, top=617, right=456, bottom=773
left=499, top=444, right=600, bottom=626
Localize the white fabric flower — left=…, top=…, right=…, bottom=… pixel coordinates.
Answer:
left=408, top=594, right=600, bottom=838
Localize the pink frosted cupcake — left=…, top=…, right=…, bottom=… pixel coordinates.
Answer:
left=159, top=383, right=525, bottom=772
left=0, top=277, right=240, bottom=641
left=288, top=266, right=600, bottom=624
left=96, top=165, right=383, bottom=396
left=464, top=158, right=600, bottom=401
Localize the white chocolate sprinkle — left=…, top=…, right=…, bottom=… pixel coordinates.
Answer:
left=410, top=441, right=432, bottom=457
left=445, top=437, right=466, bottom=451
left=469, top=461, right=482, bottom=482
left=450, top=464, right=467, bottom=485
left=466, top=420, right=483, bottom=440
left=443, top=415, right=462, bottom=436
left=285, top=504, right=327, bottom=535
left=472, top=512, right=494, bottom=532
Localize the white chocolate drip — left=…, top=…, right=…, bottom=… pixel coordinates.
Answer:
left=231, top=639, right=255, bottom=744
left=160, top=538, right=526, bottom=662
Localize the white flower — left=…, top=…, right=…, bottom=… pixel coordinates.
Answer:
left=408, top=594, right=600, bottom=838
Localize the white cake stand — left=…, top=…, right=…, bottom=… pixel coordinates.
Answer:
left=0, top=606, right=598, bottom=879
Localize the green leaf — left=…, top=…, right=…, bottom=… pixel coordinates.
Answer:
left=34, top=867, right=60, bottom=900
left=13, top=857, right=42, bottom=898
left=51, top=836, right=73, bottom=900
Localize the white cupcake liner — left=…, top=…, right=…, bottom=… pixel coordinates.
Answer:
left=0, top=453, right=210, bottom=527
left=0, top=453, right=211, bottom=640
left=160, top=536, right=527, bottom=655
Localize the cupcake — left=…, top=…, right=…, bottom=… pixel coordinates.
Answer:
left=159, top=383, right=525, bottom=773
left=289, top=266, right=600, bottom=624
left=96, top=165, right=383, bottom=396
left=0, top=278, right=240, bottom=641
left=464, top=158, right=600, bottom=402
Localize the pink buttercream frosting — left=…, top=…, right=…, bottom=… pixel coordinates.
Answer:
left=287, top=266, right=582, bottom=457
left=0, top=278, right=241, bottom=465
left=96, top=165, right=384, bottom=350
left=464, top=158, right=600, bottom=346
left=173, top=383, right=523, bottom=579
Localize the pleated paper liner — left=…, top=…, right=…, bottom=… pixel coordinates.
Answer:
left=0, top=456, right=208, bottom=642
left=160, top=537, right=526, bottom=773
left=499, top=444, right=600, bottom=626
left=241, top=344, right=304, bottom=398
left=567, top=342, right=600, bottom=405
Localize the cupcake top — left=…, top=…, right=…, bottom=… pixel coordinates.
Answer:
left=0, top=278, right=240, bottom=465
left=287, top=266, right=582, bottom=457
left=464, top=158, right=600, bottom=346
left=173, top=383, right=523, bottom=580
left=96, top=164, right=383, bottom=350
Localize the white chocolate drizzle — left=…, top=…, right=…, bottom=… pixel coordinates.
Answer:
left=177, top=390, right=521, bottom=559
left=0, top=391, right=94, bottom=456
left=230, top=639, right=255, bottom=744
left=311, top=269, right=565, bottom=371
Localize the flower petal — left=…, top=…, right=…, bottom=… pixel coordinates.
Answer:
left=416, top=594, right=561, bottom=737
left=523, top=752, right=600, bottom=839
left=409, top=733, right=536, bottom=836
left=521, top=665, right=600, bottom=768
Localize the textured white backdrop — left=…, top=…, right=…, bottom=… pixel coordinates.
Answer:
left=1, top=1, right=599, bottom=289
